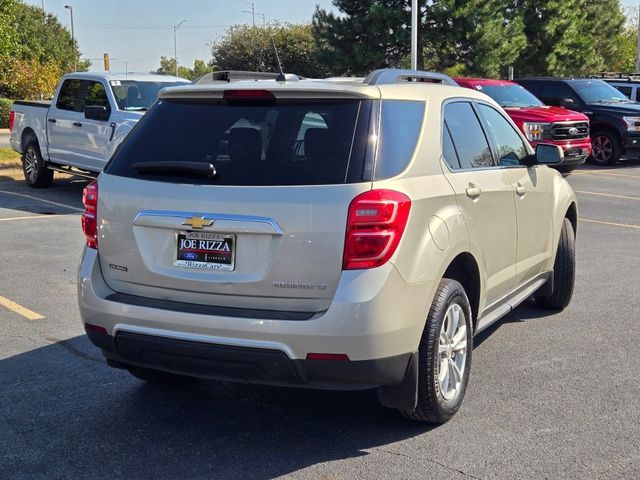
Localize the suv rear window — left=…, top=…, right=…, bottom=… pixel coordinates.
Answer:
left=106, top=98, right=374, bottom=186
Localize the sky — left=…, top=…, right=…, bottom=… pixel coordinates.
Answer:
left=23, top=0, right=337, bottom=74
left=23, top=0, right=640, bottom=75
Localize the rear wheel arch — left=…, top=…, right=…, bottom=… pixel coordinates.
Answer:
left=21, top=128, right=38, bottom=151
left=441, top=253, right=481, bottom=331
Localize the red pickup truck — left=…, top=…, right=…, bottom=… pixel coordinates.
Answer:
left=455, top=77, right=591, bottom=173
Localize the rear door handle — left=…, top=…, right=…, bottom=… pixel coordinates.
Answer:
left=465, top=185, right=482, bottom=198
left=515, top=183, right=526, bottom=196
left=73, top=122, right=83, bottom=127
left=48, top=118, right=56, bottom=123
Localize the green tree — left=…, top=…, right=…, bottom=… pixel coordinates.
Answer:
left=211, top=23, right=329, bottom=78
left=0, top=0, right=90, bottom=98
left=515, top=0, right=625, bottom=76
left=154, top=57, right=212, bottom=80
left=313, top=0, right=526, bottom=77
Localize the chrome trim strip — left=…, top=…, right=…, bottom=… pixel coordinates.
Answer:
left=133, top=210, right=284, bottom=235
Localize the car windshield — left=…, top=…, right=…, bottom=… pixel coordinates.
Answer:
left=109, top=80, right=189, bottom=110
left=477, top=84, right=544, bottom=108
left=572, top=80, right=631, bottom=103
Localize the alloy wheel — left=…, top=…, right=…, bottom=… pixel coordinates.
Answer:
left=592, top=135, right=613, bottom=164
left=24, top=147, right=39, bottom=183
left=438, top=303, right=468, bottom=401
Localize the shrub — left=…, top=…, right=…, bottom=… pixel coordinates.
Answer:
left=0, top=98, right=13, bottom=129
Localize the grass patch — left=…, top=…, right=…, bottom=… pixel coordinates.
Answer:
left=0, top=146, right=19, bottom=162
left=0, top=146, right=20, bottom=169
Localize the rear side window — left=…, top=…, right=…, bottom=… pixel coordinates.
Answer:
left=374, top=100, right=425, bottom=178
left=106, top=99, right=372, bottom=186
left=442, top=125, right=460, bottom=169
left=444, top=102, right=493, bottom=169
left=56, top=79, right=83, bottom=112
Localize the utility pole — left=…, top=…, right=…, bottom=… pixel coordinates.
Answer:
left=411, top=0, right=418, bottom=70
left=173, top=19, right=186, bottom=77
left=64, top=5, right=76, bottom=72
left=239, top=0, right=256, bottom=26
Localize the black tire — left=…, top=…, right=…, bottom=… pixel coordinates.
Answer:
left=535, top=217, right=575, bottom=310
left=22, top=141, right=54, bottom=188
left=400, top=279, right=473, bottom=423
left=590, top=130, right=621, bottom=166
left=127, top=365, right=192, bottom=384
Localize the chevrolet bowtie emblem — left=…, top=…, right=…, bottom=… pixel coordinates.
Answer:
left=182, top=216, right=214, bottom=229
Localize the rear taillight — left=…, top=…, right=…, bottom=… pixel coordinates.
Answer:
left=81, top=180, right=98, bottom=249
left=343, top=189, right=411, bottom=270
left=8, top=111, right=15, bottom=132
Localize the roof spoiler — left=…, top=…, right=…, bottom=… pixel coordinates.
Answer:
left=193, top=70, right=302, bottom=84
left=364, top=69, right=458, bottom=87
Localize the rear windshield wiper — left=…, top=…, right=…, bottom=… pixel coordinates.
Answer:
left=131, top=161, right=217, bottom=178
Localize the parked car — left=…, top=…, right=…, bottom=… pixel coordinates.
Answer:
left=78, top=69, right=577, bottom=423
left=517, top=77, right=640, bottom=165
left=454, top=77, right=590, bottom=173
left=9, top=72, right=189, bottom=187
left=591, top=72, right=640, bottom=102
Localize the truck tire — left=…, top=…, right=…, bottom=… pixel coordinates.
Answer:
left=127, top=365, right=192, bottom=384
left=535, top=218, right=575, bottom=310
left=400, top=279, right=473, bottom=423
left=22, top=141, right=54, bottom=188
left=590, top=130, right=621, bottom=166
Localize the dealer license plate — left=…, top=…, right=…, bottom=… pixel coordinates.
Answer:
left=175, top=231, right=235, bottom=271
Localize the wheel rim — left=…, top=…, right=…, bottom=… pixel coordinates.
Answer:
left=438, top=303, right=468, bottom=401
left=24, top=147, right=39, bottom=183
left=592, top=135, right=613, bottom=163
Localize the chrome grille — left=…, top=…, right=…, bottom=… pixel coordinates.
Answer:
left=548, top=122, right=589, bottom=140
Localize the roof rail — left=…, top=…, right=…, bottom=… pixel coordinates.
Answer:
left=193, top=70, right=302, bottom=84
left=364, top=69, right=458, bottom=87
left=592, top=71, right=640, bottom=81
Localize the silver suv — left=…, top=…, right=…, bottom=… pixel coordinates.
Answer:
left=78, top=69, right=577, bottom=423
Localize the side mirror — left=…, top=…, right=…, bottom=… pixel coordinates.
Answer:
left=560, top=98, right=575, bottom=108
left=535, top=143, right=564, bottom=165
left=84, top=105, right=110, bottom=121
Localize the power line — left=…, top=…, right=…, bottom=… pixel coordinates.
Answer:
left=75, top=23, right=233, bottom=30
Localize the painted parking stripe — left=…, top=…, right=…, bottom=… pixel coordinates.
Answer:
left=572, top=170, right=640, bottom=179
left=0, top=295, right=44, bottom=320
left=575, top=190, right=640, bottom=201
left=0, top=189, right=83, bottom=212
left=0, top=214, right=67, bottom=222
left=580, top=218, right=640, bottom=230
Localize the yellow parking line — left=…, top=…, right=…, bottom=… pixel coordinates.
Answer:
left=575, top=190, right=640, bottom=201
left=0, top=214, right=66, bottom=222
left=580, top=218, right=640, bottom=230
left=0, top=295, right=44, bottom=320
left=0, top=189, right=83, bottom=212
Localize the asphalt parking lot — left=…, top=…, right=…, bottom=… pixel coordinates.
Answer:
left=1, top=162, right=639, bottom=480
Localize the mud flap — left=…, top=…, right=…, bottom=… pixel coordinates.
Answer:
left=377, top=351, right=418, bottom=410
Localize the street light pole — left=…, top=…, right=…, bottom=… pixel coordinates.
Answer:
left=636, top=0, right=640, bottom=72
left=173, top=19, right=186, bottom=77
left=239, top=0, right=256, bottom=26
left=411, top=0, right=418, bottom=70
left=64, top=5, right=76, bottom=72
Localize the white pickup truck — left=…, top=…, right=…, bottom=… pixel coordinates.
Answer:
left=9, top=72, right=188, bottom=187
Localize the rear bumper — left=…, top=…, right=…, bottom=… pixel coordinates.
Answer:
left=88, top=328, right=415, bottom=390
left=78, top=248, right=433, bottom=388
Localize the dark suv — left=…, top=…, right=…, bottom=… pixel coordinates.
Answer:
left=517, top=78, right=640, bottom=165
